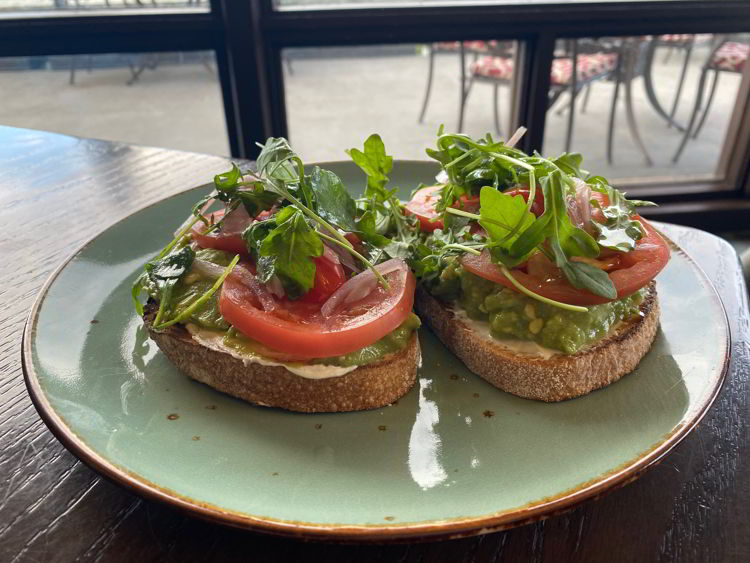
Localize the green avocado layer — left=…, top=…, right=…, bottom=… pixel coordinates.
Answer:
left=225, top=313, right=420, bottom=367
left=173, top=249, right=420, bottom=367
left=429, top=259, right=645, bottom=354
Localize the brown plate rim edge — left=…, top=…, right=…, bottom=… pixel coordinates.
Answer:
left=20, top=179, right=731, bottom=543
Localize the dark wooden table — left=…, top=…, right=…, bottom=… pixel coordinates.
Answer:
left=1, top=126, right=748, bottom=562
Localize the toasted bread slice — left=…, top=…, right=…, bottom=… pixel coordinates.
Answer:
left=143, top=307, right=419, bottom=413
left=415, top=282, right=659, bottom=401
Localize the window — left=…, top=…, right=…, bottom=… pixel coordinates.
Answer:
left=0, top=52, right=228, bottom=155
left=2, top=0, right=750, bottom=229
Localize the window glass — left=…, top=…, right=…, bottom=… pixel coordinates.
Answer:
left=541, top=34, right=750, bottom=183
left=0, top=52, right=228, bottom=155
left=283, top=41, right=521, bottom=161
left=274, top=0, right=692, bottom=11
left=2, top=1, right=208, bottom=14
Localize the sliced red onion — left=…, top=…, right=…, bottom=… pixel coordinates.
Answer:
left=191, top=258, right=226, bottom=279
left=328, top=240, right=361, bottom=274
left=320, top=259, right=405, bottom=319
left=222, top=204, right=253, bottom=235
left=565, top=178, right=593, bottom=233
left=233, top=264, right=276, bottom=312
left=266, top=275, right=285, bottom=298
left=576, top=183, right=592, bottom=233
left=506, top=126, right=527, bottom=148
left=322, top=243, right=340, bottom=265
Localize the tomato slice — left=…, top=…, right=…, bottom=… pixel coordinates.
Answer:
left=219, top=261, right=416, bottom=360
left=461, top=218, right=669, bottom=305
left=503, top=187, right=545, bottom=217
left=300, top=247, right=346, bottom=303
left=405, top=185, right=480, bottom=232
left=191, top=208, right=250, bottom=256
left=194, top=208, right=346, bottom=303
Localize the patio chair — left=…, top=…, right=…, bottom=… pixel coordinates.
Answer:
left=651, top=34, right=714, bottom=129
left=672, top=35, right=750, bottom=163
left=417, top=40, right=514, bottom=125
left=462, top=40, right=618, bottom=151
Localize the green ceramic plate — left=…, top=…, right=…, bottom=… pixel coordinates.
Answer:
left=23, top=161, right=729, bottom=542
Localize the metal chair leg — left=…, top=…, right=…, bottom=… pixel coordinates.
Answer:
left=418, top=46, right=436, bottom=123
left=564, top=41, right=578, bottom=154
left=580, top=83, right=592, bottom=114
left=492, top=83, right=502, bottom=136
left=624, top=76, right=653, bottom=166
left=69, top=55, right=77, bottom=85
left=458, top=44, right=467, bottom=132
left=668, top=44, right=693, bottom=128
left=607, top=74, right=622, bottom=165
left=692, top=69, right=720, bottom=139
left=673, top=66, right=710, bottom=163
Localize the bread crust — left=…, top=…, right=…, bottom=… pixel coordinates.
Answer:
left=143, top=307, right=419, bottom=413
left=415, top=282, right=659, bottom=402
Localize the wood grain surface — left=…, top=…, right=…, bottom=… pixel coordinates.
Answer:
left=1, top=126, right=748, bottom=562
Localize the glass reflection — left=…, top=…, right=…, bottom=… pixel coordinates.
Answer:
left=408, top=377, right=448, bottom=490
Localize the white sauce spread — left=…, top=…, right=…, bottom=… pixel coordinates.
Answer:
left=450, top=307, right=560, bottom=359
left=185, top=324, right=358, bottom=380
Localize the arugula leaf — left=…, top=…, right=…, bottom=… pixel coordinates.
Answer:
left=132, top=245, right=195, bottom=320
left=308, top=166, right=358, bottom=232
left=235, top=185, right=278, bottom=217
left=242, top=217, right=277, bottom=258
left=346, top=134, right=393, bottom=202
left=257, top=206, right=323, bottom=299
left=479, top=186, right=534, bottom=247
left=540, top=171, right=616, bottom=299
left=552, top=153, right=588, bottom=179
left=214, top=164, right=243, bottom=191
left=508, top=212, right=552, bottom=259
left=355, top=210, right=390, bottom=246
left=588, top=178, right=655, bottom=251
left=256, top=137, right=313, bottom=208
left=561, top=260, right=617, bottom=300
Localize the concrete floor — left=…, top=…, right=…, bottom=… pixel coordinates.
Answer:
left=0, top=43, right=742, bottom=184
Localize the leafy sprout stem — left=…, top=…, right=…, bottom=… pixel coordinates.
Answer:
left=265, top=175, right=354, bottom=251
left=500, top=265, right=588, bottom=313
left=317, top=232, right=390, bottom=289
left=436, top=133, right=526, bottom=159
left=155, top=215, right=201, bottom=261
left=153, top=290, right=170, bottom=326
left=154, top=254, right=241, bottom=331
left=443, top=243, right=482, bottom=256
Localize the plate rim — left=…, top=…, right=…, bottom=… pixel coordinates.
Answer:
left=21, top=163, right=731, bottom=543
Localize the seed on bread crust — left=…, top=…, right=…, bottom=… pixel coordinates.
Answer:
left=415, top=281, right=659, bottom=402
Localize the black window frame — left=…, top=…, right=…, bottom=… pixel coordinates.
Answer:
left=1, top=0, right=749, bottom=230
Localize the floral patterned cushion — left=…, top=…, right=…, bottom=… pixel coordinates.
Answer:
left=435, top=40, right=512, bottom=54
left=711, top=41, right=749, bottom=72
left=471, top=53, right=618, bottom=86
left=659, top=33, right=713, bottom=44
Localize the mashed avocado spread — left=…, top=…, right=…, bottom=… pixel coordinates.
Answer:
left=171, top=249, right=420, bottom=367
left=430, top=259, right=645, bottom=354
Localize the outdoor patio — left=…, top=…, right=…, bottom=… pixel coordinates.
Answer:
left=0, top=41, right=742, bottom=182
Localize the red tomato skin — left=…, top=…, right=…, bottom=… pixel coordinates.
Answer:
left=299, top=256, right=346, bottom=303
left=504, top=187, right=545, bottom=216
left=461, top=218, right=669, bottom=305
left=405, top=185, right=481, bottom=232
left=191, top=209, right=250, bottom=257
left=192, top=209, right=345, bottom=303
left=219, top=267, right=416, bottom=360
